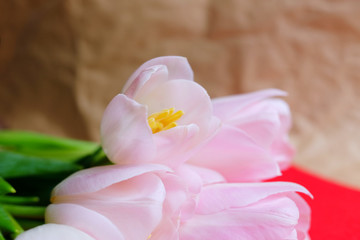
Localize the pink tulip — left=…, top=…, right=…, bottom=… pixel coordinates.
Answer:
left=45, top=163, right=310, bottom=240
left=151, top=165, right=311, bottom=240
left=46, top=164, right=172, bottom=240
left=188, top=89, right=295, bottom=182
left=178, top=179, right=311, bottom=240
left=15, top=224, right=95, bottom=240
left=101, top=56, right=220, bottom=167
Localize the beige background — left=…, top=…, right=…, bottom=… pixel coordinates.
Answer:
left=1, top=0, right=360, bottom=188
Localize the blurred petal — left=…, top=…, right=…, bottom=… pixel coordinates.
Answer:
left=123, top=56, right=193, bottom=96
left=51, top=168, right=167, bottom=240
left=46, top=204, right=124, bottom=240
left=159, top=173, right=188, bottom=217
left=153, top=124, right=199, bottom=167
left=212, top=89, right=286, bottom=122
left=100, top=94, right=155, bottom=164
left=196, top=182, right=311, bottom=214
left=15, top=224, right=96, bottom=240
left=189, top=125, right=281, bottom=182
left=175, top=165, right=225, bottom=195
left=52, top=164, right=170, bottom=197
left=180, top=197, right=300, bottom=240
left=229, top=98, right=291, bottom=148
left=124, top=65, right=168, bottom=99
left=271, top=138, right=295, bottom=170
left=182, top=165, right=226, bottom=185
left=287, top=193, right=311, bottom=240
left=151, top=218, right=179, bottom=240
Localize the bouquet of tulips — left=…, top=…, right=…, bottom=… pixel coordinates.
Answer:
left=1, top=57, right=311, bottom=240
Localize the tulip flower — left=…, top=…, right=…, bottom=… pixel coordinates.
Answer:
left=188, top=89, right=295, bottom=182
left=101, top=56, right=220, bottom=168
left=15, top=224, right=95, bottom=240
left=44, top=163, right=310, bottom=240
left=177, top=180, right=311, bottom=240
left=150, top=165, right=311, bottom=240
left=46, top=164, right=172, bottom=240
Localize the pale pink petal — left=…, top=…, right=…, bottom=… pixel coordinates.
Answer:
left=123, top=56, right=193, bottom=95
left=175, top=165, right=225, bottom=195
left=100, top=94, right=155, bottom=164
left=228, top=111, right=280, bottom=149
left=150, top=218, right=179, bottom=240
left=228, top=98, right=291, bottom=148
left=286, top=193, right=311, bottom=240
left=153, top=124, right=200, bottom=167
left=196, top=182, right=311, bottom=215
left=182, top=165, right=226, bottom=186
left=180, top=196, right=300, bottom=240
left=233, top=98, right=294, bottom=170
left=188, top=125, right=281, bottom=182
left=124, top=65, right=169, bottom=99
left=157, top=173, right=188, bottom=217
left=15, top=224, right=96, bottom=240
left=52, top=164, right=170, bottom=197
left=52, top=173, right=166, bottom=240
left=212, top=89, right=287, bottom=122
left=271, top=138, right=295, bottom=170
left=46, top=204, right=124, bottom=240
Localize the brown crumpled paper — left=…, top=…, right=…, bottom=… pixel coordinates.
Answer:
left=1, top=0, right=360, bottom=187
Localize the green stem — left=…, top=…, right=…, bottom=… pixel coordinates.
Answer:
left=0, top=196, right=39, bottom=205
left=1, top=205, right=45, bottom=219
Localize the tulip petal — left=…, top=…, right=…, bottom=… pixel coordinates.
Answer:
left=52, top=164, right=170, bottom=197
left=123, top=56, right=193, bottom=96
left=188, top=124, right=281, bottom=182
left=286, top=193, right=311, bottom=240
left=124, top=65, right=169, bottom=99
left=151, top=218, right=179, bottom=240
left=153, top=124, right=200, bottom=167
left=228, top=98, right=291, bottom=148
left=175, top=165, right=225, bottom=195
left=100, top=94, right=155, bottom=164
left=159, top=173, right=188, bottom=217
left=196, top=181, right=311, bottom=215
left=180, top=196, right=300, bottom=240
left=212, top=89, right=286, bottom=122
left=46, top=204, right=124, bottom=240
left=51, top=171, right=167, bottom=240
left=15, top=224, right=96, bottom=240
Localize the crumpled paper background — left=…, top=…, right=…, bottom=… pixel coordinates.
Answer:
left=1, top=0, right=360, bottom=187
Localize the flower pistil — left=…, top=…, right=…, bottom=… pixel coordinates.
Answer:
left=147, top=108, right=184, bottom=133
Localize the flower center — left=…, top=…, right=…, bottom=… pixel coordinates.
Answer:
left=147, top=108, right=184, bottom=134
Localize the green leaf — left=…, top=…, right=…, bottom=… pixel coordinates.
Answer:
left=0, top=151, right=81, bottom=178
left=0, top=178, right=15, bottom=196
left=0, top=131, right=100, bottom=162
left=0, top=206, right=23, bottom=237
left=0, top=231, right=5, bottom=240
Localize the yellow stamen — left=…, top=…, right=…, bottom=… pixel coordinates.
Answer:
left=147, top=234, right=152, bottom=239
left=147, top=108, right=184, bottom=134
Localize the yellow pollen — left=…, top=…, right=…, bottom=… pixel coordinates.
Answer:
left=147, top=234, right=152, bottom=239
left=147, top=108, right=184, bottom=134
